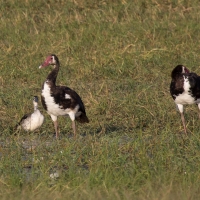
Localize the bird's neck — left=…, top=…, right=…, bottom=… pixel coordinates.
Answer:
left=33, top=102, right=38, bottom=111
left=172, top=73, right=183, bottom=81
left=46, top=62, right=60, bottom=85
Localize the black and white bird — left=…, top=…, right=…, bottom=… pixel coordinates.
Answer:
left=170, top=65, right=200, bottom=134
left=39, top=54, right=89, bottom=138
left=17, top=96, right=44, bottom=131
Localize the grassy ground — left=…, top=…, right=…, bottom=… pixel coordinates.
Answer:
left=1, top=0, right=200, bottom=199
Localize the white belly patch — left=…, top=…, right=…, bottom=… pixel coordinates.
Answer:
left=42, top=83, right=79, bottom=116
left=174, top=76, right=200, bottom=104
left=22, top=110, right=44, bottom=131
left=175, top=93, right=195, bottom=105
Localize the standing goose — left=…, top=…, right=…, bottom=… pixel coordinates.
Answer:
left=39, top=54, right=89, bottom=138
left=170, top=65, right=200, bottom=134
left=17, top=96, right=44, bottom=131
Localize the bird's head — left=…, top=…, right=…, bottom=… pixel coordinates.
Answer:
left=39, top=54, right=59, bottom=68
left=182, top=65, right=190, bottom=74
left=33, top=96, right=39, bottom=103
left=33, top=96, right=39, bottom=109
left=171, top=65, right=190, bottom=79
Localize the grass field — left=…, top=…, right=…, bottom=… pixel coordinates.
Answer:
left=1, top=0, right=200, bottom=199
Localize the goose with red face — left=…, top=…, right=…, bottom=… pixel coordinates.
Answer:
left=39, top=54, right=89, bottom=138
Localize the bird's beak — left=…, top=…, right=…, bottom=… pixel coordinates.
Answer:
left=39, top=60, right=50, bottom=69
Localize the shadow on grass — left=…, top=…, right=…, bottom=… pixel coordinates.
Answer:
left=77, top=124, right=136, bottom=138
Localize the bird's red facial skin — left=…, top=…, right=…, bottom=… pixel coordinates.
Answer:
left=40, top=56, right=52, bottom=68
left=184, top=67, right=190, bottom=74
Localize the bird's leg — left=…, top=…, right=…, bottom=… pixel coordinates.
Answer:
left=180, top=112, right=187, bottom=134
left=51, top=115, right=59, bottom=139
left=177, top=104, right=187, bottom=134
left=53, top=120, right=59, bottom=139
left=72, top=120, right=76, bottom=138
left=197, top=104, right=200, bottom=119
left=69, top=112, right=76, bottom=138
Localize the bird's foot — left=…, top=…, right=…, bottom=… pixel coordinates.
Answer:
left=52, top=133, right=60, bottom=140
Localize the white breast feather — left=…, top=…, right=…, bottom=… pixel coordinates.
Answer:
left=174, top=76, right=200, bottom=104
left=22, top=110, right=44, bottom=131
left=65, top=94, right=71, bottom=99
left=42, top=83, right=78, bottom=116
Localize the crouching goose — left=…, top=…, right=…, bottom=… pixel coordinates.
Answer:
left=39, top=54, right=89, bottom=138
left=170, top=65, right=200, bottom=134
left=17, top=96, right=44, bottom=131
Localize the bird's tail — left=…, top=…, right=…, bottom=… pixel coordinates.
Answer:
left=75, top=113, right=89, bottom=123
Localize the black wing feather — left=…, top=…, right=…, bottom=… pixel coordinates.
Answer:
left=51, top=86, right=87, bottom=113
left=187, top=73, right=200, bottom=100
